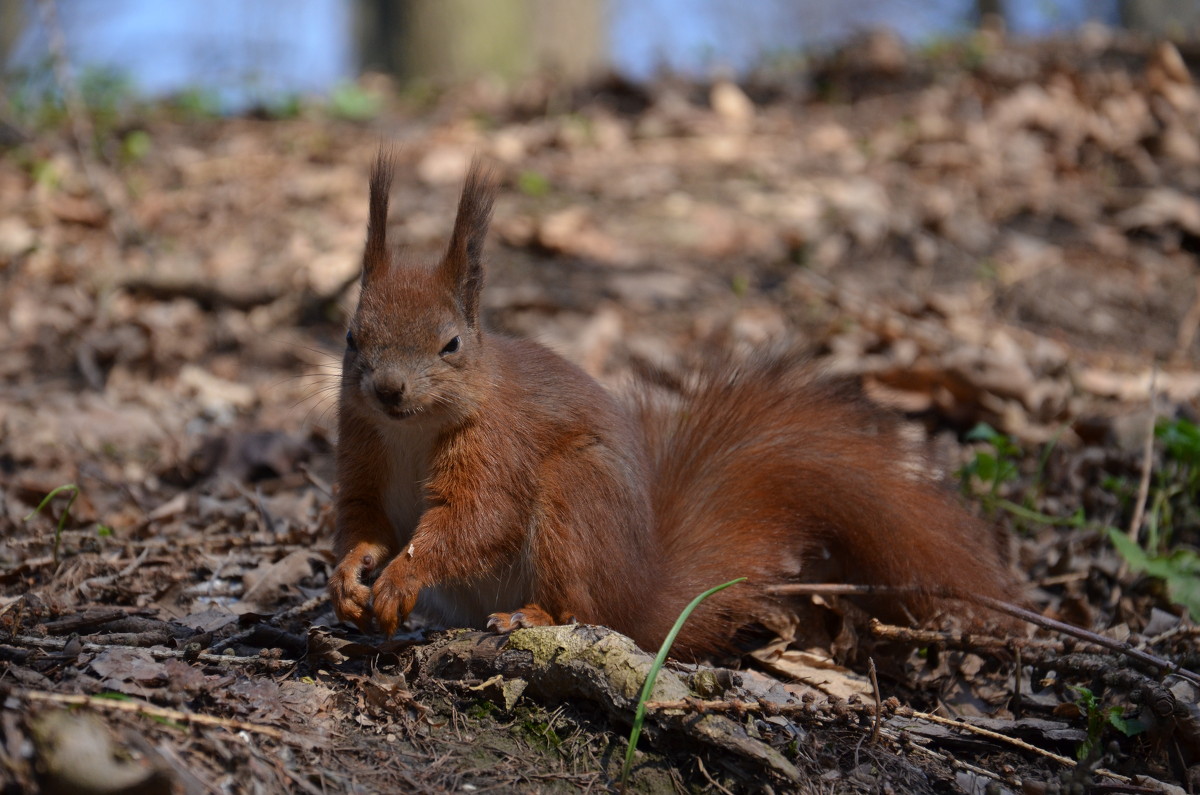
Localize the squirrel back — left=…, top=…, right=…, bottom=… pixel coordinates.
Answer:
left=328, top=153, right=1018, bottom=660
left=634, top=355, right=1017, bottom=658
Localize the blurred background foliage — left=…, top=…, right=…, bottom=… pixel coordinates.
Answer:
left=2, top=0, right=1200, bottom=118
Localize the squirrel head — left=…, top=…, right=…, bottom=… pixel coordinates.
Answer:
left=342, top=151, right=497, bottom=427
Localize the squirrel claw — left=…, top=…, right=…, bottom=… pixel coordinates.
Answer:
left=370, top=560, right=420, bottom=637
left=486, top=611, right=521, bottom=633
left=329, top=568, right=373, bottom=632
left=487, top=604, right=555, bottom=633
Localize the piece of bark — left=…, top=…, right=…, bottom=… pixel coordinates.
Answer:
left=41, top=608, right=129, bottom=636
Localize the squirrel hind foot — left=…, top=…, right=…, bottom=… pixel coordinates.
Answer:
left=486, top=604, right=556, bottom=633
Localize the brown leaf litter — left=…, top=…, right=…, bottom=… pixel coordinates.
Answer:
left=2, top=30, right=1200, bottom=794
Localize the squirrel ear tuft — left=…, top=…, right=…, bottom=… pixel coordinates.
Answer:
left=362, top=146, right=395, bottom=284
left=441, top=158, right=497, bottom=327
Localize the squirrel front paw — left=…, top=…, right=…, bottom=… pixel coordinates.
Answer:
left=371, top=557, right=422, bottom=637
left=486, top=604, right=556, bottom=633
left=328, top=544, right=389, bottom=633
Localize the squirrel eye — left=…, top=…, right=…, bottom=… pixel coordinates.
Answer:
left=345, top=329, right=357, bottom=351
left=439, top=336, right=461, bottom=356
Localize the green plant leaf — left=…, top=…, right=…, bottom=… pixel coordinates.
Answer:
left=94, top=692, right=133, bottom=701
left=621, top=577, right=746, bottom=787
left=1106, top=710, right=1145, bottom=737
left=965, top=422, right=1000, bottom=444
left=329, top=84, right=381, bottom=122
left=1157, top=417, right=1200, bottom=465
left=516, top=170, right=550, bottom=197
left=1107, top=527, right=1200, bottom=620
left=121, top=129, right=152, bottom=163
left=973, top=452, right=998, bottom=483
left=24, top=483, right=78, bottom=565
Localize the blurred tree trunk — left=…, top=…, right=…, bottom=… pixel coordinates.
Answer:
left=975, top=0, right=1003, bottom=23
left=0, top=2, right=28, bottom=144
left=357, top=0, right=402, bottom=74
left=0, top=1, right=25, bottom=64
left=357, top=0, right=606, bottom=83
left=1121, top=0, right=1200, bottom=36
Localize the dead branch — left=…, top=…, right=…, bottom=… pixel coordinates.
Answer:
left=643, top=696, right=1131, bottom=784
left=11, top=633, right=297, bottom=671
left=1126, top=367, right=1157, bottom=545
left=9, top=686, right=289, bottom=742
left=768, top=583, right=1200, bottom=688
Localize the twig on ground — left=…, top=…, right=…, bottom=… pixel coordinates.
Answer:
left=10, top=634, right=297, bottom=670
left=694, top=757, right=735, bottom=795
left=209, top=594, right=327, bottom=654
left=968, top=592, right=1200, bottom=687
left=1035, top=571, right=1090, bottom=587
left=1126, top=367, right=1157, bottom=546
left=867, top=657, right=881, bottom=745
left=77, top=547, right=154, bottom=598
left=8, top=687, right=287, bottom=741
left=645, top=697, right=1131, bottom=784
left=894, top=708, right=1105, bottom=777
left=767, top=583, right=1200, bottom=688
left=1013, top=647, right=1023, bottom=717
left=1147, top=623, right=1200, bottom=645
left=40, top=607, right=132, bottom=635
left=887, top=728, right=1021, bottom=789
left=868, top=620, right=1036, bottom=652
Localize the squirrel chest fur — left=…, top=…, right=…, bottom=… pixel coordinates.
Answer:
left=328, top=153, right=1018, bottom=659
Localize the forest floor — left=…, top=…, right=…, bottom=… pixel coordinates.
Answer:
left=2, top=27, right=1200, bottom=794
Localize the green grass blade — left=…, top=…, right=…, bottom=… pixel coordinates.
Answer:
left=23, top=483, right=78, bottom=565
left=620, top=576, right=746, bottom=788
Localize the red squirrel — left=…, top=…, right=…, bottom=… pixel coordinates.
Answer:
left=328, top=152, right=1017, bottom=659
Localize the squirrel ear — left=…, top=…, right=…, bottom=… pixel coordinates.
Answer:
left=362, top=147, right=395, bottom=285
left=441, top=158, right=497, bottom=327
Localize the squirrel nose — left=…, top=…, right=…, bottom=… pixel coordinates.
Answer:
left=374, top=382, right=405, bottom=408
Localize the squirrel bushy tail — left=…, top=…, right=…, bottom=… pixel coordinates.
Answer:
left=635, top=352, right=1017, bottom=658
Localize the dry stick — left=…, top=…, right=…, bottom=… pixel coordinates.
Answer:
left=969, top=592, right=1200, bottom=687
left=1148, top=623, right=1200, bottom=645
left=893, top=708, right=1118, bottom=777
left=645, top=698, right=811, bottom=716
left=76, top=547, right=154, bottom=599
left=116, top=545, right=153, bottom=579
left=1126, top=366, right=1158, bottom=545
left=644, top=698, right=1130, bottom=784
left=299, top=465, right=333, bottom=498
left=693, top=757, right=735, bottom=795
left=1176, top=272, right=1200, bottom=355
left=10, top=688, right=285, bottom=742
left=766, top=583, right=1200, bottom=688
left=1013, top=647, right=1023, bottom=717
left=11, top=634, right=297, bottom=671
left=869, top=619, right=1140, bottom=668
left=1036, top=571, right=1089, bottom=587
left=868, top=621, right=1039, bottom=652
left=888, top=730, right=1023, bottom=790
left=866, top=657, right=882, bottom=745
left=210, top=593, right=327, bottom=654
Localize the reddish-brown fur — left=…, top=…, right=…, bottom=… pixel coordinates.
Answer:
left=328, top=152, right=1018, bottom=660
